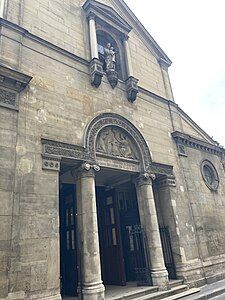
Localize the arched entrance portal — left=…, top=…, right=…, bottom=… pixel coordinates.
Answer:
left=58, top=113, right=169, bottom=299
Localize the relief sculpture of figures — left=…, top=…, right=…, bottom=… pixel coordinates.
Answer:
left=96, top=126, right=137, bottom=159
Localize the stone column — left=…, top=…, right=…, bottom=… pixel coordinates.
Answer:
left=88, top=14, right=99, bottom=60
left=135, top=173, right=169, bottom=290
left=87, top=13, right=103, bottom=88
left=123, top=38, right=133, bottom=77
left=156, top=175, right=183, bottom=266
left=0, top=0, right=6, bottom=18
left=75, top=162, right=105, bottom=300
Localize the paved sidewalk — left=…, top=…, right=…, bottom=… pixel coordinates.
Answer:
left=182, top=279, right=225, bottom=299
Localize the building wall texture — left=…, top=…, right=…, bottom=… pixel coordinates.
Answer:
left=0, top=0, right=225, bottom=299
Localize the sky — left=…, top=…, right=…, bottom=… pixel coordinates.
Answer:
left=124, top=0, right=225, bottom=146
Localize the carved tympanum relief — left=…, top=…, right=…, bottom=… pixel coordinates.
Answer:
left=96, top=126, right=138, bottom=159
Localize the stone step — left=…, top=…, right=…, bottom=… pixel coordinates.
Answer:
left=134, top=285, right=189, bottom=300
left=169, top=280, right=184, bottom=288
left=111, top=286, right=159, bottom=300
left=181, top=285, right=225, bottom=300
left=164, top=288, right=200, bottom=299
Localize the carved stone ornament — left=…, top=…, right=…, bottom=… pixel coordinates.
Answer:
left=157, top=175, right=176, bottom=188
left=90, top=58, right=104, bottom=88
left=96, top=126, right=138, bottom=160
left=0, top=64, right=32, bottom=110
left=126, top=76, right=139, bottom=102
left=135, top=172, right=156, bottom=186
left=42, top=155, right=61, bottom=171
left=84, top=113, right=152, bottom=172
left=106, top=69, right=118, bottom=89
left=72, top=162, right=100, bottom=179
left=177, top=143, right=187, bottom=156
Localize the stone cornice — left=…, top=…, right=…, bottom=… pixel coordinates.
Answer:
left=0, top=63, right=32, bottom=110
left=172, top=131, right=225, bottom=156
left=0, top=64, right=32, bottom=92
left=83, top=0, right=132, bottom=36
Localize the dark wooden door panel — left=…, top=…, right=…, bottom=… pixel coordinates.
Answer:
left=60, top=184, right=78, bottom=296
left=99, top=189, right=126, bottom=286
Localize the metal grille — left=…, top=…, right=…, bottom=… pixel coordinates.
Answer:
left=128, top=225, right=152, bottom=286
left=160, top=227, right=177, bottom=279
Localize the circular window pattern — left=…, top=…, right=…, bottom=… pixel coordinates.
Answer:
left=201, top=160, right=219, bottom=191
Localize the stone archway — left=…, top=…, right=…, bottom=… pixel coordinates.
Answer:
left=84, top=113, right=152, bottom=173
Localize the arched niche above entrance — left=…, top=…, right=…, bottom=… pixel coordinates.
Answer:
left=84, top=113, right=152, bottom=172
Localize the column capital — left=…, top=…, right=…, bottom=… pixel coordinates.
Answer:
left=156, top=175, right=176, bottom=189
left=72, top=162, right=100, bottom=180
left=135, top=172, right=156, bottom=187
left=88, top=12, right=96, bottom=21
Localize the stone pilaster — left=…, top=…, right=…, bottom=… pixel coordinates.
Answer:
left=135, top=173, right=169, bottom=290
left=74, top=162, right=105, bottom=300
left=124, top=37, right=139, bottom=102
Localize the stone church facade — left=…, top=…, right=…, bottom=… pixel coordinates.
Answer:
left=0, top=0, right=225, bottom=299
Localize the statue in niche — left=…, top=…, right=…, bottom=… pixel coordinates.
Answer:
left=104, top=43, right=116, bottom=71
left=104, top=43, right=118, bottom=88
left=96, top=127, right=137, bottom=159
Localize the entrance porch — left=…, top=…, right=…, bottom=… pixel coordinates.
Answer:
left=59, top=164, right=174, bottom=299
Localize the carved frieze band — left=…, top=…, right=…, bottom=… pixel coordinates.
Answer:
left=150, top=162, right=173, bottom=176
left=172, top=131, right=225, bottom=157
left=156, top=175, right=176, bottom=188
left=42, top=139, right=86, bottom=160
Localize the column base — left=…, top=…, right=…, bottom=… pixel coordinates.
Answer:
left=151, top=268, right=169, bottom=290
left=81, top=282, right=105, bottom=300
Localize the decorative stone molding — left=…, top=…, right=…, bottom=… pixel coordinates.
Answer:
left=72, top=162, right=100, bottom=179
left=0, top=64, right=32, bottom=110
left=156, top=175, right=176, bottom=188
left=158, top=58, right=170, bottom=71
left=126, top=76, right=139, bottom=102
left=106, top=69, right=118, bottom=89
left=0, top=87, right=18, bottom=110
left=42, top=155, right=61, bottom=171
left=42, top=139, right=86, bottom=160
left=135, top=172, right=156, bottom=187
left=177, top=143, right=187, bottom=157
left=201, top=160, right=219, bottom=191
left=84, top=113, right=152, bottom=172
left=83, top=0, right=132, bottom=37
left=90, top=58, right=104, bottom=87
left=150, top=162, right=173, bottom=176
left=172, top=131, right=225, bottom=157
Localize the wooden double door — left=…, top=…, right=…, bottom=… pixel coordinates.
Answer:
left=59, top=184, right=78, bottom=297
left=97, top=183, right=140, bottom=286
